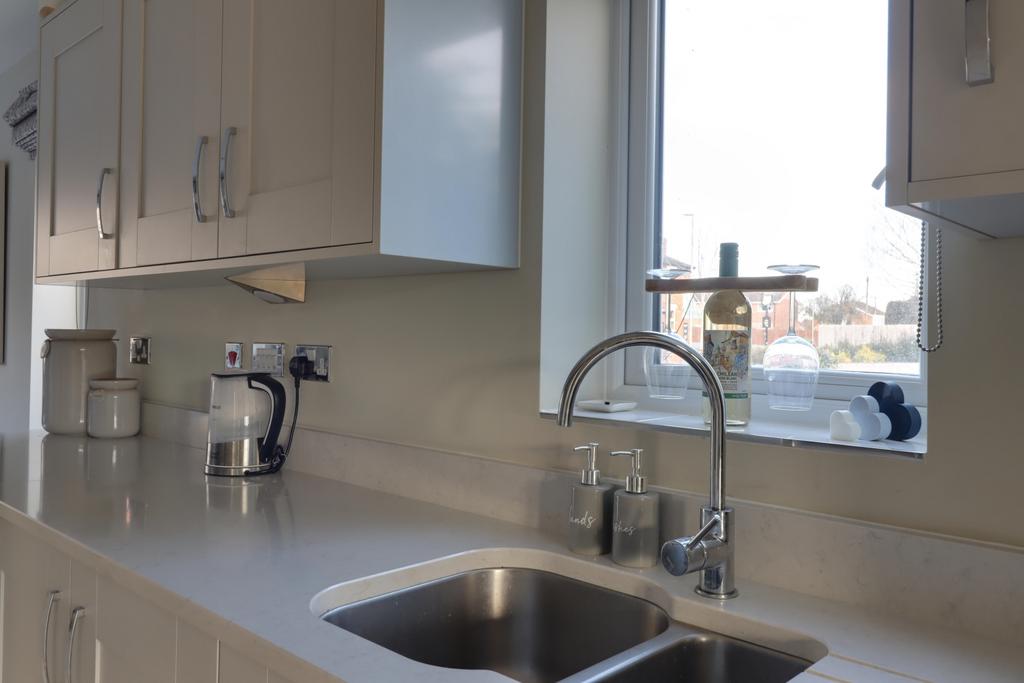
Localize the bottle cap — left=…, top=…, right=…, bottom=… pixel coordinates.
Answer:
left=719, top=243, right=739, bottom=277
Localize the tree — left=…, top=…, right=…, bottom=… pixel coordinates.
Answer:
left=805, top=285, right=862, bottom=324
left=885, top=297, right=918, bottom=324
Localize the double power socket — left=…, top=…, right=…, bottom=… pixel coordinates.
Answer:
left=224, top=342, right=331, bottom=382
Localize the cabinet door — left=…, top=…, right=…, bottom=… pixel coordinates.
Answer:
left=219, top=0, right=377, bottom=257
left=0, top=523, right=71, bottom=683
left=37, top=0, right=122, bottom=276
left=911, top=0, right=1024, bottom=181
left=175, top=620, right=218, bottom=683
left=68, top=560, right=98, bottom=683
left=119, top=0, right=222, bottom=268
left=218, top=641, right=268, bottom=683
left=95, top=576, right=176, bottom=683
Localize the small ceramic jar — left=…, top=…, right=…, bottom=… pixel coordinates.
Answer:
left=87, top=379, right=141, bottom=438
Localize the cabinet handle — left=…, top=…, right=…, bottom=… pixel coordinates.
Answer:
left=65, top=607, right=85, bottom=683
left=41, top=590, right=61, bottom=683
left=192, top=135, right=209, bottom=223
left=965, top=0, right=993, bottom=85
left=219, top=126, right=237, bottom=218
left=95, top=168, right=113, bottom=239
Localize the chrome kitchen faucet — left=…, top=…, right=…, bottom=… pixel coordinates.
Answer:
left=556, top=331, right=737, bottom=599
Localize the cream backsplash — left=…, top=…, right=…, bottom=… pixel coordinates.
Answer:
left=85, top=225, right=1024, bottom=551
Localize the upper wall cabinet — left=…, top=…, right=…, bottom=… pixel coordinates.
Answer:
left=36, top=0, right=523, bottom=286
left=118, top=0, right=222, bottom=268
left=36, top=0, right=122, bottom=276
left=218, top=0, right=377, bottom=258
left=887, top=0, right=1024, bottom=238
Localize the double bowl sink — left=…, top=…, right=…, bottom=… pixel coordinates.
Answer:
left=318, top=567, right=818, bottom=682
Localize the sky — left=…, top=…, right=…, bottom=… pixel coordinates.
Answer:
left=660, top=0, right=922, bottom=311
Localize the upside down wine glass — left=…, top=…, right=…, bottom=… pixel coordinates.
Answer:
left=644, top=267, right=692, bottom=400
left=762, top=265, right=820, bottom=411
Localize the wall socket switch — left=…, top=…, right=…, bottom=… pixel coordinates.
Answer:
left=225, top=342, right=243, bottom=370
left=252, top=342, right=287, bottom=376
left=129, top=337, right=151, bottom=365
left=294, top=344, right=332, bottom=382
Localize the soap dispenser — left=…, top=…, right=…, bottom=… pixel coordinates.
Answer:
left=609, top=449, right=660, bottom=568
left=567, top=443, right=616, bottom=556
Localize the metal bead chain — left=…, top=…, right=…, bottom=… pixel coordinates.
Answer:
left=916, top=222, right=943, bottom=353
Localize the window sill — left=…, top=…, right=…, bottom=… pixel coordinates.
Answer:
left=540, top=395, right=926, bottom=459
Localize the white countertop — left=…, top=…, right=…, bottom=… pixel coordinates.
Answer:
left=0, top=432, right=1019, bottom=683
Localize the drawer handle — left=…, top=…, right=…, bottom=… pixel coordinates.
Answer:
left=965, top=0, right=993, bottom=86
left=219, top=126, right=238, bottom=218
left=192, top=135, right=209, bottom=223
left=65, top=607, right=85, bottom=683
left=41, top=590, right=61, bottom=683
left=95, top=168, right=113, bottom=239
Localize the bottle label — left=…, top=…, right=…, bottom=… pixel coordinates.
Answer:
left=702, top=329, right=751, bottom=399
left=613, top=519, right=638, bottom=536
left=570, top=507, right=597, bottom=529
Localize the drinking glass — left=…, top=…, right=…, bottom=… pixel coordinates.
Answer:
left=762, top=265, right=820, bottom=411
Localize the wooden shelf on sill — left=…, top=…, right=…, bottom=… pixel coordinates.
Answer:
left=644, top=274, right=819, bottom=294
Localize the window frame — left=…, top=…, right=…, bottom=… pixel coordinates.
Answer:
left=616, top=0, right=929, bottom=409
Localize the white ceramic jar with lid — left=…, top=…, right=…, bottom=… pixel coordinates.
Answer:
left=41, top=329, right=117, bottom=434
left=87, top=379, right=141, bottom=438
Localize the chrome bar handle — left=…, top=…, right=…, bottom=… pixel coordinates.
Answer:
left=41, top=590, right=61, bottom=683
left=965, top=0, right=993, bottom=86
left=219, top=126, right=237, bottom=218
left=95, top=168, right=112, bottom=239
left=192, top=135, right=209, bottom=223
left=65, top=607, right=85, bottom=683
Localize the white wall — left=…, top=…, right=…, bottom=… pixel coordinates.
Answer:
left=85, top=1, right=1024, bottom=549
left=0, top=51, right=39, bottom=433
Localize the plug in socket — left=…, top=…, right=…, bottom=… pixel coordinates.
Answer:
left=295, top=345, right=331, bottom=382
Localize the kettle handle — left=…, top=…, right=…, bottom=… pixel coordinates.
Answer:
left=248, top=374, right=287, bottom=466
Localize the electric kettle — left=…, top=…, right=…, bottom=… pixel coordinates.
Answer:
left=205, top=372, right=287, bottom=476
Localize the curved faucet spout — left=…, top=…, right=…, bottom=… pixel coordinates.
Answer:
left=555, top=331, right=727, bottom=511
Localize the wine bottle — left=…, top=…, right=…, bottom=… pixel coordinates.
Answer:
left=702, top=243, right=752, bottom=426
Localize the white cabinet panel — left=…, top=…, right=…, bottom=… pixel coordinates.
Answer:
left=95, top=576, right=176, bottom=683
left=910, top=0, right=1024, bottom=182
left=175, top=620, right=217, bottom=683
left=68, top=560, right=98, bottom=683
left=119, top=0, right=222, bottom=267
left=37, top=0, right=122, bottom=276
left=218, top=642, right=268, bottom=683
left=0, top=523, right=71, bottom=683
left=219, top=0, right=376, bottom=257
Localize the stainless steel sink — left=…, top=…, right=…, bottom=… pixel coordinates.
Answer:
left=319, top=567, right=816, bottom=682
left=568, top=629, right=814, bottom=683
left=321, top=568, right=670, bottom=682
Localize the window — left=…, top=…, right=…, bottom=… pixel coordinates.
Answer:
left=623, top=0, right=927, bottom=408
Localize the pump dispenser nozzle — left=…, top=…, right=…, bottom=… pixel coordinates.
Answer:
left=572, top=443, right=601, bottom=485
left=609, top=448, right=647, bottom=493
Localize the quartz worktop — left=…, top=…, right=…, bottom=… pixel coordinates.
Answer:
left=0, top=431, right=1020, bottom=682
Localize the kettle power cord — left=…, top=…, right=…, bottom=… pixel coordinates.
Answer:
left=262, top=356, right=315, bottom=475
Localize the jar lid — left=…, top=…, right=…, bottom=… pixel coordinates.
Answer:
left=46, top=329, right=116, bottom=341
left=89, top=378, right=139, bottom=390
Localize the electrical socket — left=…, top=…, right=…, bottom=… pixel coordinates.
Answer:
left=294, top=344, right=332, bottom=382
left=129, top=337, right=151, bottom=365
left=252, top=342, right=287, bottom=376
left=225, top=342, right=243, bottom=370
